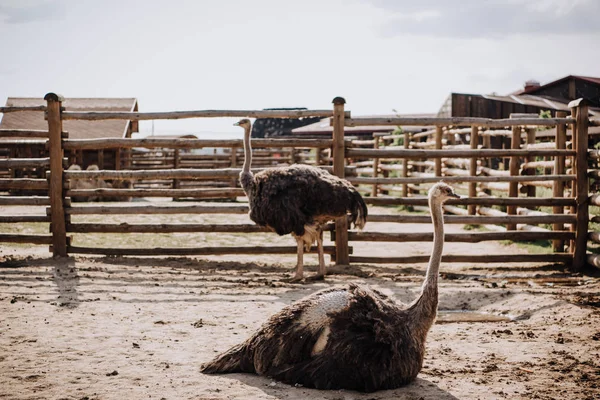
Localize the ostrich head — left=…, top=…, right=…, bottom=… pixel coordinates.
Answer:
left=234, top=119, right=252, bottom=128
left=428, top=182, right=460, bottom=203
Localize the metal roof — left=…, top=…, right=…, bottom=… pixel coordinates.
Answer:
left=291, top=114, right=435, bottom=136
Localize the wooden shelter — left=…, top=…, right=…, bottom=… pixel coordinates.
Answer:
left=0, top=97, right=139, bottom=178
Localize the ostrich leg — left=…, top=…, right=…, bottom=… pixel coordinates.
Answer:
left=315, top=229, right=326, bottom=279
left=290, top=236, right=304, bottom=282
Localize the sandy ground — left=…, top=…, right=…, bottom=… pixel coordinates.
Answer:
left=1, top=202, right=600, bottom=400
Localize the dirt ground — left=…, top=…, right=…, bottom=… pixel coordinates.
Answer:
left=1, top=202, right=600, bottom=400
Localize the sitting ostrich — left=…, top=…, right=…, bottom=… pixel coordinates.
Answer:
left=234, top=118, right=367, bottom=281
left=201, top=182, right=458, bottom=392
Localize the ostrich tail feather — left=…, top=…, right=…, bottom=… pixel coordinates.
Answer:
left=351, top=190, right=368, bottom=230
left=200, top=343, right=247, bottom=374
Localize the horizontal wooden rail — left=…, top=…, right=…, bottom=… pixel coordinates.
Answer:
left=62, top=109, right=346, bottom=121
left=0, top=178, right=49, bottom=190
left=0, top=158, right=51, bottom=168
left=348, top=231, right=574, bottom=242
left=364, top=196, right=576, bottom=207
left=0, top=233, right=53, bottom=244
left=66, top=188, right=245, bottom=198
left=66, top=245, right=343, bottom=256
left=345, top=117, right=574, bottom=128
left=367, top=214, right=575, bottom=225
left=0, top=139, right=47, bottom=148
left=346, top=148, right=575, bottom=159
left=0, top=129, right=49, bottom=138
left=0, top=106, right=46, bottom=113
left=0, top=196, right=51, bottom=206
left=0, top=216, right=50, bottom=223
left=65, top=205, right=249, bottom=215
left=63, top=138, right=333, bottom=150
left=348, top=174, right=574, bottom=185
left=349, top=253, right=573, bottom=264
left=67, top=223, right=270, bottom=233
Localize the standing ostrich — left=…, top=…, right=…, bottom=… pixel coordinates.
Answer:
left=201, top=182, right=459, bottom=392
left=234, top=118, right=367, bottom=281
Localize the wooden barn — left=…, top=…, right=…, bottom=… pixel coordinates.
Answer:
left=438, top=75, right=600, bottom=118
left=0, top=97, right=139, bottom=179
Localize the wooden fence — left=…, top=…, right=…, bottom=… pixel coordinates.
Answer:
left=0, top=93, right=598, bottom=271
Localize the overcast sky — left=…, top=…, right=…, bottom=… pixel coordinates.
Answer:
left=0, top=0, right=598, bottom=136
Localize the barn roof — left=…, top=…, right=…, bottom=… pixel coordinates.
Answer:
left=0, top=97, right=138, bottom=139
left=512, top=75, right=600, bottom=95
left=291, top=114, right=435, bottom=136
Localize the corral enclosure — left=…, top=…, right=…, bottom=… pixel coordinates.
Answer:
left=1, top=94, right=600, bottom=400
left=0, top=94, right=599, bottom=270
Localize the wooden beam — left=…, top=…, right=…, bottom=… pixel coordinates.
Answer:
left=45, top=92, right=67, bottom=257
left=345, top=117, right=574, bottom=128
left=332, top=97, right=349, bottom=265
left=573, top=101, right=590, bottom=271
left=349, top=253, right=572, bottom=264
left=365, top=196, right=575, bottom=207
left=348, top=231, right=574, bottom=242
left=345, top=148, right=574, bottom=159
left=0, top=196, right=51, bottom=206
left=63, top=138, right=334, bottom=150
left=0, top=129, right=49, bottom=138
left=65, top=204, right=249, bottom=215
left=67, top=245, right=341, bottom=256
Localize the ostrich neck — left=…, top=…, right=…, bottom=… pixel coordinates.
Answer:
left=411, top=196, right=444, bottom=322
left=240, top=124, right=254, bottom=195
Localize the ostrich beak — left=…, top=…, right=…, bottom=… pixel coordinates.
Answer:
left=449, top=192, right=461, bottom=199
left=233, top=121, right=240, bottom=126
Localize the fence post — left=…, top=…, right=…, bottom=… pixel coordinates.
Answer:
left=45, top=93, right=67, bottom=257
left=332, top=97, right=349, bottom=265
left=372, top=135, right=379, bottom=197
left=553, top=111, right=567, bottom=252
left=434, top=126, right=443, bottom=177
left=402, top=130, right=409, bottom=197
left=570, top=99, right=589, bottom=270
left=525, top=127, right=537, bottom=198
left=468, top=126, right=479, bottom=215
left=507, top=126, right=521, bottom=231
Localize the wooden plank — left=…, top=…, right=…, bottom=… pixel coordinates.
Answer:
left=66, top=245, right=341, bottom=256
left=0, top=106, right=46, bottom=113
left=553, top=110, right=567, bottom=252
left=0, top=158, right=51, bottom=168
left=347, top=175, right=574, bottom=185
left=65, top=205, right=249, bottom=215
left=0, top=233, right=53, bottom=244
left=0, top=129, right=49, bottom=138
left=45, top=93, right=67, bottom=257
left=573, top=102, right=589, bottom=271
left=63, top=138, right=333, bottom=150
left=62, top=109, right=343, bottom=121
left=435, top=126, right=443, bottom=176
left=0, top=216, right=50, bottom=223
left=0, top=178, right=49, bottom=190
left=367, top=214, right=575, bottom=225
left=507, top=126, right=521, bottom=230
left=67, top=223, right=273, bottom=233
left=349, top=253, right=573, bottom=264
left=332, top=97, right=349, bottom=265
left=365, top=196, right=576, bottom=207
left=468, top=126, right=479, bottom=215
left=66, top=188, right=245, bottom=198
left=0, top=196, right=51, bottom=206
left=345, top=148, right=575, bottom=159
left=345, top=117, right=574, bottom=128
left=348, top=231, right=574, bottom=243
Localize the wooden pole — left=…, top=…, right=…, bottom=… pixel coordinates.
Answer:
left=402, top=131, right=409, bottom=197
left=332, top=97, right=349, bottom=265
left=571, top=99, right=590, bottom=271
left=173, top=148, right=180, bottom=189
left=507, top=126, right=521, bottom=231
left=468, top=126, right=479, bottom=215
left=371, top=135, right=380, bottom=197
left=553, top=111, right=567, bottom=252
left=45, top=93, right=67, bottom=257
left=524, top=128, right=536, bottom=198
left=569, top=107, right=578, bottom=252
left=434, top=126, right=443, bottom=176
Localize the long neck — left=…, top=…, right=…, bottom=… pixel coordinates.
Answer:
left=242, top=124, right=252, bottom=174
left=240, top=124, right=254, bottom=196
left=411, top=196, right=444, bottom=321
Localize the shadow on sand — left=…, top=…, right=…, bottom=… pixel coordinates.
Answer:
left=219, top=373, right=459, bottom=400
